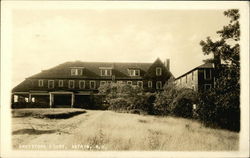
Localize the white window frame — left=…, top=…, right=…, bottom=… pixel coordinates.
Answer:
left=156, top=67, right=162, bottom=76
left=137, top=81, right=143, bottom=88
left=68, top=80, right=75, bottom=89
left=90, top=81, right=96, bottom=89
left=79, top=80, right=85, bottom=89
left=58, top=80, right=63, bottom=87
left=48, top=80, right=54, bottom=89
left=100, top=69, right=112, bottom=76
left=127, top=81, right=132, bottom=85
left=100, top=81, right=106, bottom=86
left=129, top=69, right=140, bottom=76
left=204, top=69, right=212, bottom=80
left=71, top=68, right=83, bottom=76
left=38, top=80, right=43, bottom=87
left=148, top=81, right=152, bottom=88
left=204, top=84, right=212, bottom=90
left=156, top=81, right=162, bottom=89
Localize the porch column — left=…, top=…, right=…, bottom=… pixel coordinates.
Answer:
left=49, top=93, right=54, bottom=108
left=28, top=93, right=32, bottom=102
left=71, top=93, right=75, bottom=108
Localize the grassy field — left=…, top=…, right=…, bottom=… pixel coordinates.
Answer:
left=12, top=108, right=239, bottom=151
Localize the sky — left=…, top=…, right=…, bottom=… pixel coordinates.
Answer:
left=12, top=9, right=230, bottom=87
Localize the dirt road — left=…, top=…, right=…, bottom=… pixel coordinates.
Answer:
left=12, top=109, right=239, bottom=151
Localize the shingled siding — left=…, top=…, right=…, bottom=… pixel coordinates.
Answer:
left=175, top=63, right=214, bottom=92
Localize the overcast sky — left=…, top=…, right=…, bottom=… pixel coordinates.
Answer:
left=12, top=9, right=229, bottom=87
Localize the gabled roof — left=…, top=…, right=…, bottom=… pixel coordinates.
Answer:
left=175, top=63, right=214, bottom=80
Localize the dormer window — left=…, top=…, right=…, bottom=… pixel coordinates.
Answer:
left=70, top=67, right=84, bottom=76
left=99, top=67, right=112, bottom=76
left=128, top=69, right=140, bottom=76
left=156, top=67, right=162, bottom=76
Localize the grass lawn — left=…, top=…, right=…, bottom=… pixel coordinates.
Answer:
left=12, top=108, right=239, bottom=151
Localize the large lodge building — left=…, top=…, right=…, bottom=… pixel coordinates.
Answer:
left=12, top=58, right=215, bottom=108
left=12, top=58, right=173, bottom=108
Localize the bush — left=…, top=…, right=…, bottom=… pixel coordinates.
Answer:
left=170, top=88, right=198, bottom=118
left=11, top=102, right=49, bottom=108
left=197, top=89, right=240, bottom=132
left=98, top=82, right=155, bottom=114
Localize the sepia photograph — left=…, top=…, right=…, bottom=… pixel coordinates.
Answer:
left=1, top=1, right=249, bottom=158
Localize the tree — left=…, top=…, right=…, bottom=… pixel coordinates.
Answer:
left=198, top=9, right=240, bottom=131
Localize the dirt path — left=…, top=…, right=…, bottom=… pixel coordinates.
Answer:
left=12, top=110, right=106, bottom=150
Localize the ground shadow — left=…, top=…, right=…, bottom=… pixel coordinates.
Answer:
left=12, top=129, right=57, bottom=135
left=43, top=111, right=86, bottom=119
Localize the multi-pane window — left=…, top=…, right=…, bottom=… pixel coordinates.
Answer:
left=79, top=80, right=85, bottom=89
left=148, top=81, right=152, bottom=88
left=68, top=80, right=75, bottom=89
left=48, top=80, right=54, bottom=89
left=156, top=67, right=162, bottom=76
left=100, top=69, right=112, bottom=76
left=127, top=81, right=132, bottom=85
left=156, top=81, right=162, bottom=89
left=100, top=81, right=106, bottom=86
left=71, top=68, right=83, bottom=76
left=59, top=80, right=63, bottom=87
left=204, top=84, right=212, bottom=90
left=137, top=81, right=143, bottom=88
left=128, top=69, right=140, bottom=76
left=204, top=69, right=211, bottom=80
left=90, top=81, right=96, bottom=89
left=38, top=80, right=43, bottom=87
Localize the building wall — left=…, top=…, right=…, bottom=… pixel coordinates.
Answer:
left=197, top=68, right=214, bottom=91
left=175, top=70, right=198, bottom=91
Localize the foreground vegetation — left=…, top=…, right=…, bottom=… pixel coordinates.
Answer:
left=12, top=109, right=239, bottom=150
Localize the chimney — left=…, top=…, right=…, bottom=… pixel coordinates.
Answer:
left=164, top=58, right=170, bottom=71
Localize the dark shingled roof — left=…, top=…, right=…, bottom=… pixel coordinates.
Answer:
left=29, top=61, right=152, bottom=79
left=175, top=63, right=214, bottom=80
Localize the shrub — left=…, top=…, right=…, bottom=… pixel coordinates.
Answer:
left=197, top=89, right=240, bottom=132
left=170, top=88, right=198, bottom=118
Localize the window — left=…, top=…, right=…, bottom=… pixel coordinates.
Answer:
left=137, top=81, right=143, bottom=88
left=68, top=80, right=75, bottom=89
left=204, top=84, right=212, bottom=90
left=48, top=80, right=54, bottom=89
left=127, top=81, right=132, bottom=85
left=156, top=81, right=162, bottom=89
left=107, top=81, right=112, bottom=84
left=148, top=81, right=152, bottom=88
left=90, top=81, right=96, bottom=89
left=156, top=67, right=162, bottom=76
left=117, top=81, right=123, bottom=84
left=38, top=80, right=43, bottom=87
left=100, top=81, right=106, bottom=86
left=100, top=69, right=112, bottom=76
left=79, top=80, right=85, bottom=89
left=128, top=69, right=140, bottom=76
left=59, top=80, right=63, bottom=87
left=71, top=68, right=83, bottom=76
left=204, top=69, right=211, bottom=80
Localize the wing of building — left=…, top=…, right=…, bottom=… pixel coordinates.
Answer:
left=174, top=63, right=214, bottom=92
left=12, top=58, right=173, bottom=108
